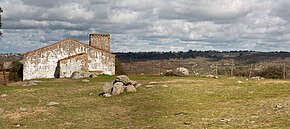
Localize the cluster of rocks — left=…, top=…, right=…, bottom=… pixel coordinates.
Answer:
left=99, top=75, right=141, bottom=97
left=71, top=71, right=97, bottom=79
left=164, top=67, right=189, bottom=76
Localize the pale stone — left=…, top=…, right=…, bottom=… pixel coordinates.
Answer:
left=1, top=94, right=8, bottom=97
left=175, top=67, right=189, bottom=76
left=125, top=85, right=137, bottom=92
left=103, top=82, right=113, bottom=94
left=111, top=82, right=124, bottom=95
left=47, top=102, right=59, bottom=106
left=82, top=79, right=90, bottom=83
left=115, top=75, right=130, bottom=85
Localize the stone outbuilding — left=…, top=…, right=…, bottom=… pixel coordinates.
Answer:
left=21, top=34, right=115, bottom=80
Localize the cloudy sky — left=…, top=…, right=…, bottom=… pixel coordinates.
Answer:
left=0, top=0, right=290, bottom=53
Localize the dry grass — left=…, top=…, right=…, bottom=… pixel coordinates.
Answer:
left=0, top=75, right=289, bottom=128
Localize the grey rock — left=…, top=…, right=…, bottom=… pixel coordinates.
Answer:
left=19, top=107, right=27, bottom=112
left=88, top=93, right=94, bottom=96
left=175, top=67, right=189, bottom=76
left=111, top=82, right=124, bottom=95
left=0, top=108, right=4, bottom=113
left=71, top=71, right=91, bottom=79
left=125, top=85, right=137, bottom=92
left=47, top=102, right=59, bottom=106
left=115, top=75, right=130, bottom=85
left=103, top=93, right=112, bottom=97
left=23, top=82, right=38, bottom=86
left=135, top=83, right=142, bottom=88
left=275, top=105, right=282, bottom=109
left=162, top=85, right=168, bottom=88
left=146, top=85, right=154, bottom=88
left=82, top=79, right=90, bottom=83
left=183, top=121, right=192, bottom=125
left=29, top=80, right=43, bottom=83
left=128, top=80, right=138, bottom=86
left=103, top=82, right=113, bottom=94
left=237, top=81, right=243, bottom=84
left=1, top=94, right=8, bottom=97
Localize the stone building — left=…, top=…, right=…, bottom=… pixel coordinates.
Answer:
left=21, top=34, right=115, bottom=80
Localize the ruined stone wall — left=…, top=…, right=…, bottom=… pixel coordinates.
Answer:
left=89, top=34, right=110, bottom=53
left=59, top=53, right=88, bottom=78
left=22, top=39, right=115, bottom=80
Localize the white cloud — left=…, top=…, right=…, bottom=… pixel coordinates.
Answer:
left=0, top=0, right=290, bottom=53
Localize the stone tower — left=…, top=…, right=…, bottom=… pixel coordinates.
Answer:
left=89, top=34, right=110, bottom=52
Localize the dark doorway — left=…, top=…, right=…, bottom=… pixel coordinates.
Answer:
left=8, top=61, right=23, bottom=82
left=54, top=61, right=60, bottom=78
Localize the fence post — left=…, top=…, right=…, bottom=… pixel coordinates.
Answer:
left=159, top=60, right=163, bottom=76
left=135, top=62, right=138, bottom=75
left=129, top=60, right=132, bottom=75
left=3, top=68, right=7, bottom=86
left=283, top=63, right=286, bottom=79
left=249, top=64, right=253, bottom=78
left=231, top=60, right=234, bottom=77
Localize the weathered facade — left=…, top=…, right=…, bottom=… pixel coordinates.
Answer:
left=21, top=34, right=115, bottom=80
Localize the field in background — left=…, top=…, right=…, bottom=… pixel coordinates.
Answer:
left=120, top=58, right=290, bottom=79
left=0, top=75, right=289, bottom=128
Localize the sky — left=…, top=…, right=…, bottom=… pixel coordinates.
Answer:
left=0, top=0, right=290, bottom=53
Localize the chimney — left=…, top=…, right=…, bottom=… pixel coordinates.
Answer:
left=89, top=34, right=110, bottom=53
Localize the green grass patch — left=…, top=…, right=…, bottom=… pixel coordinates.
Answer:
left=0, top=75, right=289, bottom=128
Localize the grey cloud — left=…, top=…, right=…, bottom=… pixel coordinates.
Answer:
left=1, top=0, right=290, bottom=53
left=157, top=0, right=252, bottom=23
left=22, top=0, right=59, bottom=8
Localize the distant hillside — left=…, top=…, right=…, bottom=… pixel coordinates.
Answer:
left=114, top=50, right=290, bottom=65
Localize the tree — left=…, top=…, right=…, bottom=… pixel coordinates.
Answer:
left=0, top=7, right=2, bottom=36
left=8, top=61, right=23, bottom=82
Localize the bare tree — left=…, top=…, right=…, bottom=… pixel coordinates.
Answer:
left=0, top=7, right=3, bottom=36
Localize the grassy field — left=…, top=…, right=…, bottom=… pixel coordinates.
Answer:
left=0, top=75, right=289, bottom=129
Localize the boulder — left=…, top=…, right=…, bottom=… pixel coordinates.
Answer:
left=100, top=76, right=141, bottom=97
left=125, top=85, right=137, bottom=92
left=103, top=82, right=113, bottom=94
left=111, top=82, right=125, bottom=95
left=71, top=71, right=92, bottom=79
left=175, top=67, right=189, bottom=76
left=115, top=75, right=130, bottom=85
left=128, top=80, right=138, bottom=86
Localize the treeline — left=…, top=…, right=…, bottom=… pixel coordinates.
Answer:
left=115, top=50, right=290, bottom=65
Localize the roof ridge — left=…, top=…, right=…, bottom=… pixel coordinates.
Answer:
left=22, top=38, right=115, bottom=57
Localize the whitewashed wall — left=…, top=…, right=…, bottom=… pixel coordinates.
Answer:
left=22, top=39, right=115, bottom=80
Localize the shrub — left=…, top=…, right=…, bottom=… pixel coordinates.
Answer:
left=234, top=66, right=251, bottom=77
left=8, top=61, right=23, bottom=82
left=257, top=66, right=283, bottom=79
